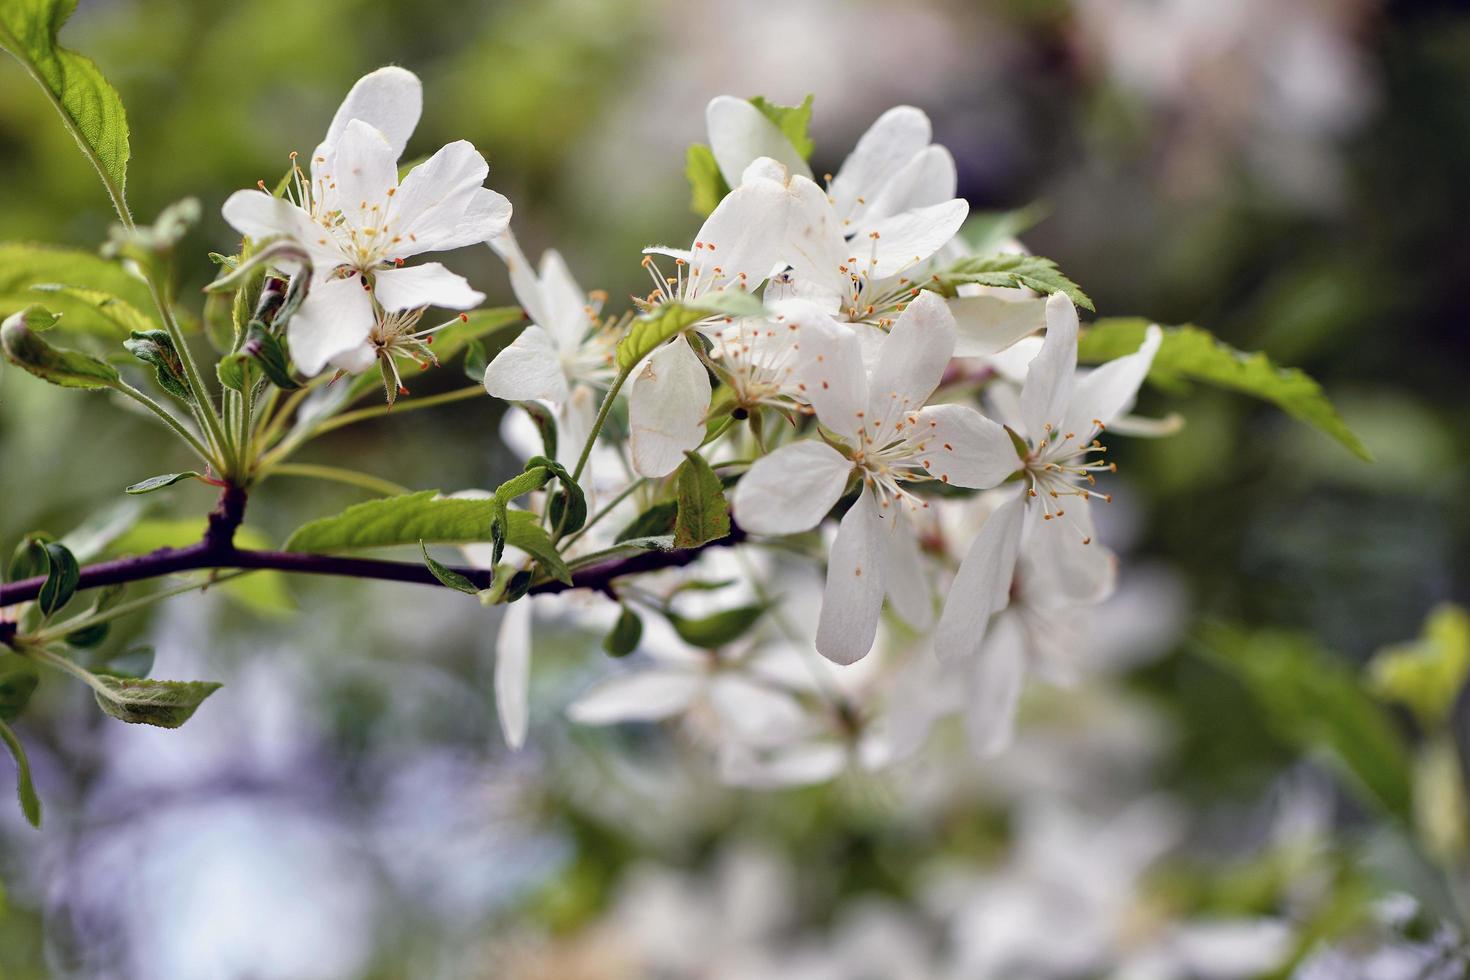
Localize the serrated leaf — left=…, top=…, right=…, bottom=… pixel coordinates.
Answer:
left=748, top=94, right=815, bottom=160
left=420, top=541, right=479, bottom=595
left=616, top=291, right=765, bottom=371
left=603, top=605, right=642, bottom=657
left=674, top=451, right=730, bottom=548
left=1076, top=319, right=1370, bottom=460
left=686, top=143, right=730, bottom=217
left=0, top=243, right=155, bottom=336
left=615, top=501, right=679, bottom=544
left=1, top=313, right=119, bottom=389
left=284, top=491, right=495, bottom=552
left=124, top=471, right=202, bottom=495
left=667, top=603, right=767, bottom=649
left=1198, top=623, right=1413, bottom=820
left=92, top=676, right=221, bottom=728
left=930, top=253, right=1094, bottom=312
left=0, top=0, right=131, bottom=220
left=0, top=655, right=40, bottom=722
left=0, top=719, right=41, bottom=828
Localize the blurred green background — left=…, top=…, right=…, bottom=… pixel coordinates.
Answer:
left=2, top=0, right=1469, bottom=976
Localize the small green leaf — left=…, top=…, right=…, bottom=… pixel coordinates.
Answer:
left=420, top=541, right=480, bottom=596
left=7, top=534, right=52, bottom=583
left=0, top=243, right=155, bottom=337
left=685, top=143, right=730, bottom=217
left=92, top=676, right=221, bottom=729
left=1367, top=605, right=1470, bottom=729
left=94, top=645, right=153, bottom=679
left=674, top=451, right=730, bottom=548
left=506, top=515, right=573, bottom=586
left=0, top=719, right=41, bottom=828
left=929, top=253, right=1094, bottom=312
left=0, top=654, right=40, bottom=722
left=615, top=501, right=679, bottom=544
left=748, top=94, right=815, bottom=159
left=488, top=469, right=553, bottom=564
left=64, top=620, right=110, bottom=648
left=513, top=401, right=558, bottom=460
left=528, top=455, right=587, bottom=536
left=220, top=323, right=298, bottom=392
left=667, top=604, right=767, bottom=649
left=37, top=541, right=79, bottom=616
left=603, top=605, right=643, bottom=657
left=1076, top=319, right=1370, bottom=461
left=0, top=0, right=131, bottom=221
left=1, top=310, right=120, bottom=389
left=31, top=283, right=153, bottom=334
left=284, top=491, right=498, bottom=552
left=616, top=291, right=765, bottom=371
left=124, top=472, right=202, bottom=495
left=124, top=329, right=192, bottom=400
left=463, top=337, right=489, bottom=381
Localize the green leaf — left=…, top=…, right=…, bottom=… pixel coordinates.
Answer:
left=686, top=143, right=731, bottom=217
left=507, top=515, right=573, bottom=586
left=667, top=604, right=768, bottom=649
left=513, top=401, right=558, bottom=460
left=219, top=323, right=297, bottom=392
left=615, top=501, right=679, bottom=544
left=92, top=676, right=221, bottom=728
left=1, top=310, right=119, bottom=389
left=1198, top=623, right=1414, bottom=820
left=930, top=253, right=1094, bottom=312
left=7, top=534, right=52, bottom=583
left=487, top=469, right=552, bottom=564
left=63, top=620, right=109, bottom=648
left=462, top=336, right=489, bottom=381
left=94, top=645, right=153, bottom=679
left=616, top=292, right=765, bottom=371
left=1367, top=604, right=1470, bottom=729
left=0, top=243, right=155, bottom=337
left=748, top=94, right=815, bottom=160
left=11, top=537, right=80, bottom=616
left=603, top=605, right=642, bottom=657
left=284, top=491, right=496, bottom=552
left=420, top=541, right=480, bottom=596
left=0, top=0, right=131, bottom=220
left=30, top=283, right=154, bottom=334
left=528, top=455, right=587, bottom=536
left=0, top=719, right=41, bottom=828
left=960, top=203, right=1049, bottom=254
left=1076, top=319, right=1371, bottom=461
left=674, top=451, right=730, bottom=548
left=124, top=329, right=192, bottom=400
left=124, top=472, right=202, bottom=495
left=0, top=655, right=40, bottom=722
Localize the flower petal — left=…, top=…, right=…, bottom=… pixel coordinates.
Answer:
left=964, top=609, right=1026, bottom=757
left=628, top=339, right=711, bottom=478
left=708, top=675, right=811, bottom=747
left=935, top=492, right=1025, bottom=660
left=950, top=295, right=1047, bottom=358
left=861, top=144, right=958, bottom=224
left=318, top=118, right=400, bottom=224
left=537, top=248, right=592, bottom=351
left=220, top=190, right=343, bottom=269
left=495, top=599, right=533, bottom=749
left=706, top=95, right=813, bottom=188
left=488, top=228, right=550, bottom=328
left=775, top=301, right=867, bottom=443
left=860, top=198, right=969, bottom=279
left=1019, top=291, right=1079, bottom=440
left=829, top=106, right=932, bottom=224
left=318, top=65, right=422, bottom=161
left=483, top=325, right=570, bottom=404
left=372, top=262, right=484, bottom=312
left=720, top=741, right=848, bottom=789
left=867, top=289, right=955, bottom=432
left=388, top=142, right=510, bottom=256
left=732, top=440, right=853, bottom=535
left=815, top=490, right=887, bottom=664
left=686, top=161, right=810, bottom=296
left=287, top=274, right=376, bottom=377
left=566, top=669, right=703, bottom=724
left=1025, top=501, right=1117, bottom=603
left=1062, top=324, right=1162, bottom=438
left=913, top=404, right=1018, bottom=489
left=883, top=509, right=933, bottom=631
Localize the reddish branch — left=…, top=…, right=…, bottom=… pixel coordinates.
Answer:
left=0, top=487, right=743, bottom=611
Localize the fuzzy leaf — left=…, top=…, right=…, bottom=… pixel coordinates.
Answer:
left=124, top=472, right=202, bottom=495
left=2, top=312, right=119, bottom=389
left=0, top=719, right=41, bottom=828
left=420, top=541, right=480, bottom=596
left=930, top=253, right=1094, bottom=311
left=674, top=451, right=730, bottom=548
left=285, top=491, right=494, bottom=552
left=30, top=283, right=154, bottom=334
left=615, top=501, right=679, bottom=544
left=92, top=676, right=221, bottom=728
left=0, top=655, right=40, bottom=722
left=124, top=329, right=192, bottom=400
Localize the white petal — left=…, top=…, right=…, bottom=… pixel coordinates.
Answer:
left=861, top=145, right=958, bottom=224
left=782, top=176, right=851, bottom=293
left=286, top=275, right=376, bottom=377
left=720, top=741, right=848, bottom=789
left=829, top=106, right=932, bottom=223
left=488, top=228, right=550, bottom=327
left=913, top=404, right=1018, bottom=489
left=537, top=248, right=592, bottom=351
left=686, top=162, right=809, bottom=296
left=372, top=262, right=484, bottom=312
left=965, top=610, right=1026, bottom=757
left=732, top=440, right=853, bottom=535
left=860, top=198, right=970, bottom=279
left=950, top=295, right=1046, bottom=358
left=318, top=119, right=400, bottom=222
left=883, top=509, right=933, bottom=631
left=483, top=325, right=570, bottom=403
left=706, top=95, right=812, bottom=188
left=1019, top=291, right=1079, bottom=440
left=220, top=190, right=343, bottom=269
left=495, top=600, right=533, bottom=749
left=781, top=305, right=867, bottom=443
left=330, top=343, right=377, bottom=376
left=935, top=492, right=1025, bottom=660
left=1025, top=501, right=1117, bottom=603
left=319, top=65, right=422, bottom=161
left=1062, top=324, right=1162, bottom=438
left=388, top=142, right=509, bottom=256
left=707, top=675, right=810, bottom=747
left=566, top=669, right=703, bottom=724
left=815, top=490, right=887, bottom=664
left=628, top=339, right=711, bottom=478
left=867, top=289, right=955, bottom=435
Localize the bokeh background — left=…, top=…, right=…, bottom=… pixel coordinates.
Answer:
left=2, top=0, right=1469, bottom=976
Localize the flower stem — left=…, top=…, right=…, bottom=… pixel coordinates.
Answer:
left=113, top=380, right=217, bottom=465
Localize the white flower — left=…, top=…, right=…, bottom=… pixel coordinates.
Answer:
left=935, top=292, right=1161, bottom=664
left=733, top=290, right=1016, bottom=664
left=221, top=67, right=512, bottom=378
left=627, top=157, right=820, bottom=477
